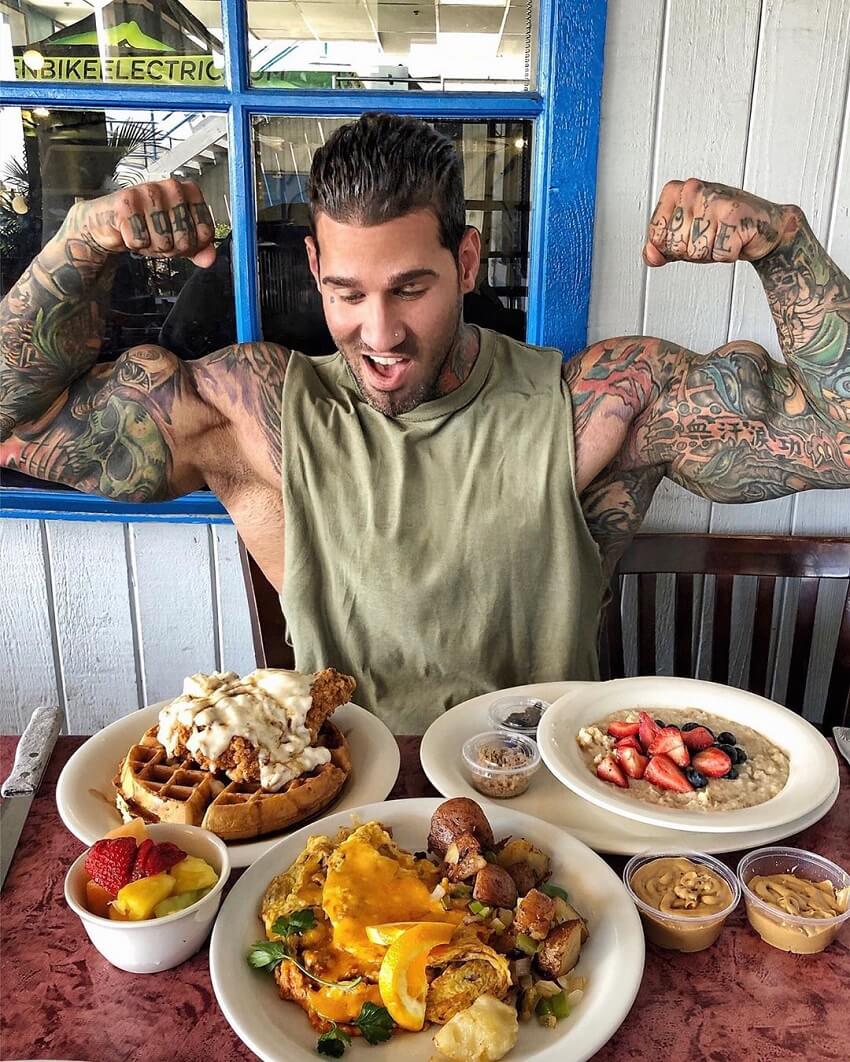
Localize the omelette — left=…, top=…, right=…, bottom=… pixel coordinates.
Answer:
left=259, top=821, right=512, bottom=1034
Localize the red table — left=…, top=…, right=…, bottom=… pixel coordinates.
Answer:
left=1, top=735, right=848, bottom=1061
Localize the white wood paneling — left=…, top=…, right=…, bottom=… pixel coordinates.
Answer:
left=128, top=522, right=219, bottom=706
left=45, top=521, right=140, bottom=733
left=0, top=520, right=60, bottom=732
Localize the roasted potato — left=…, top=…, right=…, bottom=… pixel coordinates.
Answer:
left=472, top=864, right=518, bottom=909
left=429, top=798, right=495, bottom=857
left=495, top=839, right=551, bottom=885
left=445, top=832, right=488, bottom=881
left=557, top=900, right=589, bottom=943
left=535, top=919, right=583, bottom=978
left=504, top=861, right=538, bottom=897
left=514, top=888, right=556, bottom=941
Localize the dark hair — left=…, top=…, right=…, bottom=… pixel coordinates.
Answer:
left=308, top=113, right=467, bottom=257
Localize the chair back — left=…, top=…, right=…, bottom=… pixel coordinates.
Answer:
left=599, top=534, right=850, bottom=730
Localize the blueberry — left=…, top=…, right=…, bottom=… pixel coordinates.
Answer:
left=655, top=719, right=666, bottom=728
left=724, top=766, right=739, bottom=780
left=681, top=722, right=699, bottom=732
left=684, top=766, right=708, bottom=789
left=717, top=743, right=737, bottom=760
left=734, top=747, right=748, bottom=764
left=717, top=731, right=737, bottom=746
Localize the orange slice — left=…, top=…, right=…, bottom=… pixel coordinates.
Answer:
left=377, top=922, right=456, bottom=1031
left=366, top=921, right=434, bottom=947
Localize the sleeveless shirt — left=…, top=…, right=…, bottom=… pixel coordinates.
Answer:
left=280, top=327, right=604, bottom=734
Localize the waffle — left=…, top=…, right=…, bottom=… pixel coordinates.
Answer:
left=114, top=721, right=352, bottom=841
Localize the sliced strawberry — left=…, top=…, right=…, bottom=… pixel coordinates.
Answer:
left=644, top=753, right=694, bottom=793
left=131, top=838, right=155, bottom=881
left=638, top=711, right=662, bottom=751
left=615, top=735, right=643, bottom=752
left=607, top=720, right=640, bottom=740
left=596, top=754, right=629, bottom=788
left=692, top=747, right=733, bottom=778
left=84, top=837, right=137, bottom=897
left=648, top=727, right=690, bottom=768
left=681, top=725, right=716, bottom=752
left=617, top=746, right=649, bottom=780
left=145, top=841, right=186, bottom=875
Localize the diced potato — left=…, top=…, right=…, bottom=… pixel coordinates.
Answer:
left=535, top=920, right=583, bottom=979
left=170, top=855, right=218, bottom=894
left=495, top=840, right=550, bottom=885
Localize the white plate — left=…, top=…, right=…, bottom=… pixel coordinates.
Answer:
left=56, top=702, right=400, bottom=868
left=537, top=677, right=839, bottom=834
left=209, top=797, right=644, bottom=1062
left=420, top=683, right=840, bottom=855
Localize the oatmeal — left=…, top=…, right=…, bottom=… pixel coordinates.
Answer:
left=576, top=707, right=789, bottom=811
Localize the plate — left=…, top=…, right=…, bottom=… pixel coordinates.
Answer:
left=537, top=677, right=839, bottom=834
left=209, top=797, right=645, bottom=1062
left=56, top=702, right=400, bottom=868
left=419, top=683, right=840, bottom=855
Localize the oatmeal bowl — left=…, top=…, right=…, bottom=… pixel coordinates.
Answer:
left=536, top=677, right=838, bottom=835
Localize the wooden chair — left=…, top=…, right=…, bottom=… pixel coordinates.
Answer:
left=599, top=534, right=850, bottom=730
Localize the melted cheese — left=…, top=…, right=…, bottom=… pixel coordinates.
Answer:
left=156, top=668, right=330, bottom=790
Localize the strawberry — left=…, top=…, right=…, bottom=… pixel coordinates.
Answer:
left=132, top=839, right=186, bottom=880
left=616, top=746, right=649, bottom=780
left=615, top=735, right=643, bottom=752
left=648, top=727, right=690, bottom=768
left=84, top=837, right=137, bottom=897
left=607, top=720, right=640, bottom=740
left=644, top=754, right=694, bottom=793
left=681, top=725, right=716, bottom=752
left=692, top=747, right=733, bottom=778
left=638, top=711, right=662, bottom=751
left=596, top=754, right=629, bottom=788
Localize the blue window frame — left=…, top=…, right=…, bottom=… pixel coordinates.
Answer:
left=0, top=0, right=607, bottom=524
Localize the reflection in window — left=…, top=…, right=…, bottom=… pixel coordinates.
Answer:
left=248, top=1, right=537, bottom=92
left=1, top=1, right=225, bottom=86
left=251, top=116, right=532, bottom=353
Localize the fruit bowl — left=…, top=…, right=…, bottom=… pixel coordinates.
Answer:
left=65, top=823, right=230, bottom=973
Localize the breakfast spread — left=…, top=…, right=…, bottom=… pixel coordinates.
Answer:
left=743, top=870, right=850, bottom=954
left=112, top=667, right=356, bottom=841
left=247, top=797, right=588, bottom=1058
left=627, top=855, right=736, bottom=952
left=576, top=708, right=789, bottom=810
left=81, top=818, right=218, bottom=921
left=462, top=732, right=541, bottom=799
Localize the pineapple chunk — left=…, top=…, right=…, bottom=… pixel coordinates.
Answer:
left=104, top=817, right=148, bottom=842
left=170, top=856, right=218, bottom=895
left=113, top=873, right=175, bottom=920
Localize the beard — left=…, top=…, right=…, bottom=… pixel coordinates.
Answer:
left=333, top=299, right=464, bottom=416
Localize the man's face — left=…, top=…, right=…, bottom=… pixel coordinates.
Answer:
left=306, top=209, right=480, bottom=415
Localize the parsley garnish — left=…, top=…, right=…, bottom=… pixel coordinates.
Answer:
left=314, top=1005, right=394, bottom=1056
left=541, top=883, right=569, bottom=901
left=247, top=907, right=362, bottom=991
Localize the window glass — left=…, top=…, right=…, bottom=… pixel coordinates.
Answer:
left=1, top=1, right=225, bottom=86
left=247, top=1, right=537, bottom=92
left=1, top=105, right=234, bottom=490
left=252, top=115, right=532, bottom=353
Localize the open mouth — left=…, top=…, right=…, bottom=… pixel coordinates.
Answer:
left=361, top=353, right=413, bottom=391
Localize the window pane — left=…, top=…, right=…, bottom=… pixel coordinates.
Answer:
left=253, top=115, right=532, bottom=352
left=248, top=1, right=537, bottom=92
left=1, top=1, right=225, bottom=86
left=1, top=105, right=234, bottom=490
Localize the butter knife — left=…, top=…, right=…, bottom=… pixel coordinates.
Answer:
left=833, top=727, right=850, bottom=769
left=0, top=705, right=62, bottom=889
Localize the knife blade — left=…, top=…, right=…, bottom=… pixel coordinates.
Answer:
left=833, top=727, right=850, bottom=769
left=1, top=705, right=62, bottom=889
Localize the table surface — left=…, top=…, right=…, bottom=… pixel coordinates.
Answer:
left=1, top=734, right=848, bottom=1062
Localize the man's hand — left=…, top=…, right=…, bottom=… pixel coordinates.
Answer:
left=64, top=179, right=216, bottom=268
left=643, top=179, right=792, bottom=268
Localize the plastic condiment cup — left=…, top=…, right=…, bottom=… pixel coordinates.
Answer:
left=462, top=730, right=541, bottom=799
left=488, top=696, right=551, bottom=738
left=65, top=822, right=230, bottom=973
left=623, top=850, right=740, bottom=952
left=736, top=846, right=850, bottom=954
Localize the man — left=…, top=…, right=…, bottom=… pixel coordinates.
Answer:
left=2, top=114, right=849, bottom=732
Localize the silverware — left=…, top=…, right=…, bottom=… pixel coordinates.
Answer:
left=1, top=705, right=62, bottom=889
left=833, top=727, right=850, bottom=769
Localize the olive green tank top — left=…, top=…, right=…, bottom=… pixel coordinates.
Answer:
left=280, top=327, right=604, bottom=734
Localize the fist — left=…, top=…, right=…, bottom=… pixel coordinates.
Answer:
left=643, top=178, right=789, bottom=268
left=69, top=179, right=216, bottom=267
